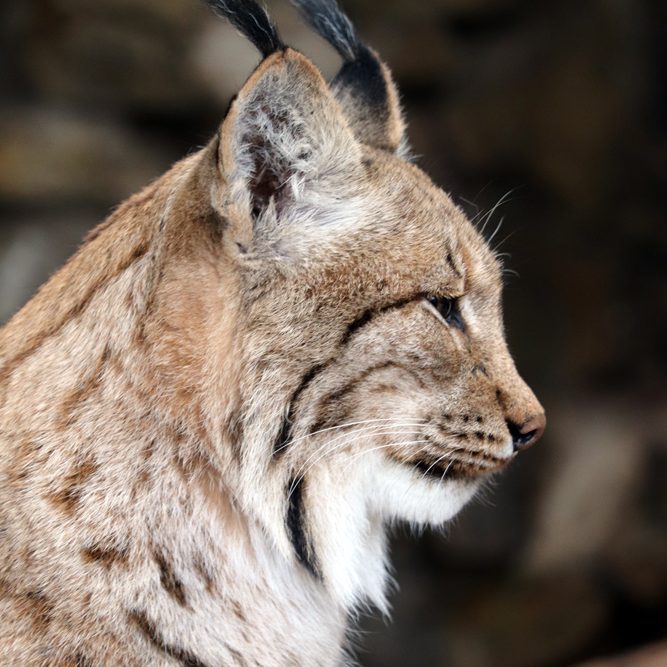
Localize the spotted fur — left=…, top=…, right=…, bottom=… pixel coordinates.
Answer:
left=0, top=2, right=544, bottom=665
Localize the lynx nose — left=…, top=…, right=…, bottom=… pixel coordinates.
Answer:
left=507, top=413, right=546, bottom=452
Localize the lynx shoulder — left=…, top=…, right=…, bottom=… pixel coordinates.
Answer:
left=0, top=0, right=545, bottom=664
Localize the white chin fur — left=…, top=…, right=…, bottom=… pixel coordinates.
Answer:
left=369, top=454, right=480, bottom=527
left=305, top=452, right=479, bottom=614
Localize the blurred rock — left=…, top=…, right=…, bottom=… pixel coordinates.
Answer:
left=573, top=641, right=667, bottom=667
left=524, top=402, right=646, bottom=574
left=0, top=107, right=169, bottom=206
left=606, top=440, right=667, bottom=606
left=14, top=0, right=210, bottom=110
left=446, top=573, right=608, bottom=667
left=435, top=0, right=640, bottom=210
left=0, top=212, right=93, bottom=323
left=362, top=565, right=609, bottom=667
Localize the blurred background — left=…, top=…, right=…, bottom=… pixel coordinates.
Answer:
left=1, top=0, right=665, bottom=665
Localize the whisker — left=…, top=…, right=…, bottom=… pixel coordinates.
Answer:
left=438, top=459, right=456, bottom=483
left=459, top=196, right=480, bottom=220
left=287, top=428, right=426, bottom=484
left=419, top=449, right=455, bottom=480
left=287, top=426, right=427, bottom=499
left=273, top=416, right=424, bottom=455
left=479, top=188, right=516, bottom=237
left=492, top=229, right=519, bottom=253
left=487, top=215, right=505, bottom=246
left=289, top=422, right=426, bottom=477
left=396, top=445, right=455, bottom=498
left=338, top=440, right=432, bottom=475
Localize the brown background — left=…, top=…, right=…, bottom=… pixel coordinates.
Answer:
left=1, top=1, right=666, bottom=665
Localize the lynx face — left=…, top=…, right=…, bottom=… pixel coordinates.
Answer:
left=204, top=45, right=545, bottom=594
left=232, top=132, right=543, bottom=525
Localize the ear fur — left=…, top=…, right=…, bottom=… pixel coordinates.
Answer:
left=291, top=0, right=407, bottom=154
left=218, top=49, right=361, bottom=239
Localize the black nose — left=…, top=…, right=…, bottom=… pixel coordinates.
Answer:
left=507, top=414, right=546, bottom=452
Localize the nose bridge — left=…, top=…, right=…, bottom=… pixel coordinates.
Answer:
left=488, top=345, right=546, bottom=450
left=491, top=344, right=544, bottom=426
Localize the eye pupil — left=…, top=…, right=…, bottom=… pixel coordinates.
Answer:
left=426, top=295, right=465, bottom=331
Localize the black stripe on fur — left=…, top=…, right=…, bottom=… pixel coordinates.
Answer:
left=341, top=295, right=419, bottom=346
left=273, top=411, right=293, bottom=457
left=273, top=363, right=327, bottom=457
left=204, top=0, right=284, bottom=57
left=129, top=610, right=209, bottom=667
left=286, top=477, right=320, bottom=578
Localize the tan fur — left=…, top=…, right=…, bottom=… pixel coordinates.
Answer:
left=0, top=44, right=543, bottom=666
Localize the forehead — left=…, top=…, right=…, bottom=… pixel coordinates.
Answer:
left=267, top=147, right=503, bottom=302
left=334, top=148, right=503, bottom=294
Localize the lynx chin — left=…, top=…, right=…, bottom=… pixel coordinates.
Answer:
left=0, top=0, right=545, bottom=664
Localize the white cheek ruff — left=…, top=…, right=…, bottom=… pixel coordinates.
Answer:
left=303, top=448, right=479, bottom=614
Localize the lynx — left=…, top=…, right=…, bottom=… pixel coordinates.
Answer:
left=0, top=0, right=545, bottom=664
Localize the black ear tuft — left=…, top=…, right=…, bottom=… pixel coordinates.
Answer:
left=334, top=45, right=389, bottom=112
left=289, top=0, right=384, bottom=104
left=290, top=0, right=405, bottom=153
left=291, top=0, right=361, bottom=62
left=204, top=0, right=285, bottom=57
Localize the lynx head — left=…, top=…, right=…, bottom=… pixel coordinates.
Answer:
left=153, top=0, right=545, bottom=609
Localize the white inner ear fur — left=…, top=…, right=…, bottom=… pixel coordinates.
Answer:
left=222, top=54, right=363, bottom=247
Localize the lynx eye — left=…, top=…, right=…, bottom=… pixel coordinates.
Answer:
left=425, top=295, right=465, bottom=331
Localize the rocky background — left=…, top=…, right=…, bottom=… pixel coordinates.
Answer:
left=1, top=0, right=666, bottom=665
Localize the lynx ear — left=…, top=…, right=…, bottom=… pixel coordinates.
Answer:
left=218, top=49, right=360, bottom=237
left=291, top=0, right=407, bottom=154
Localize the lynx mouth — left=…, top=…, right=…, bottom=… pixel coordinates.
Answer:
left=401, top=450, right=514, bottom=481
